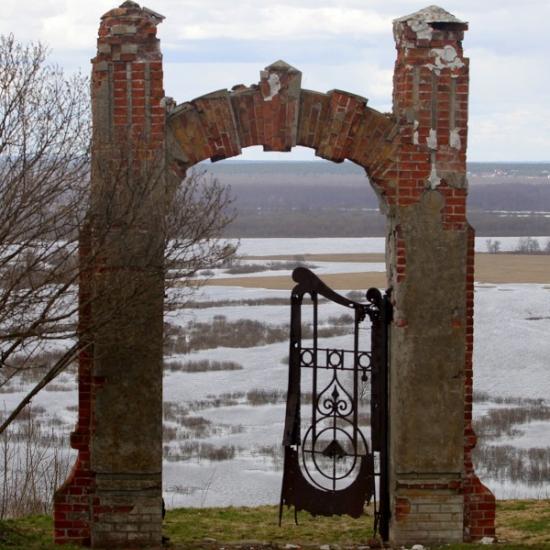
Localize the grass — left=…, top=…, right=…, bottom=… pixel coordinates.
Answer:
left=0, top=515, right=80, bottom=549
left=2, top=501, right=550, bottom=548
left=496, top=500, right=550, bottom=545
left=164, top=505, right=375, bottom=547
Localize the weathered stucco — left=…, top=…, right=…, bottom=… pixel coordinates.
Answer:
left=390, top=191, right=467, bottom=474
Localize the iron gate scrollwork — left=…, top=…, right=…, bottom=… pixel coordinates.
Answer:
left=279, top=267, right=391, bottom=540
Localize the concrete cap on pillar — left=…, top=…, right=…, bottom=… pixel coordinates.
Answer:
left=393, top=5, right=468, bottom=44
left=264, top=60, right=301, bottom=74
left=394, top=5, right=467, bottom=26
left=102, top=1, right=165, bottom=22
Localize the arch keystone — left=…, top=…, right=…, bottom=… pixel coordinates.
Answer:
left=258, top=60, right=302, bottom=151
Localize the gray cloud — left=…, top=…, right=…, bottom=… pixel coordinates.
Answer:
left=1, top=0, right=548, bottom=160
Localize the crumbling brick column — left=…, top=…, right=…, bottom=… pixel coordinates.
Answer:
left=54, top=1, right=167, bottom=547
left=388, top=6, right=495, bottom=545
left=54, top=3, right=494, bottom=547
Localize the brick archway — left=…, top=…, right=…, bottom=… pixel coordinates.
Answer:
left=165, top=60, right=397, bottom=206
left=53, top=2, right=495, bottom=547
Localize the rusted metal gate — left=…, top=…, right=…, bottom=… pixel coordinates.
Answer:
left=279, top=267, right=391, bottom=540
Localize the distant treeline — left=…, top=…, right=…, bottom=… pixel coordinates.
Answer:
left=221, top=178, right=550, bottom=213
left=223, top=209, right=550, bottom=238
left=202, top=161, right=550, bottom=237
left=218, top=180, right=550, bottom=237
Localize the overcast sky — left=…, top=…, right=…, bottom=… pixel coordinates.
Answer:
left=2, top=0, right=549, bottom=162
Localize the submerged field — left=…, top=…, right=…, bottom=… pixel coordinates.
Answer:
left=1, top=237, right=549, bottom=516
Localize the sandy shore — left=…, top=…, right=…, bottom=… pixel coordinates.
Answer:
left=206, top=253, right=550, bottom=290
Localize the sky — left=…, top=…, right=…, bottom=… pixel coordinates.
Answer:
left=2, top=0, right=549, bottom=162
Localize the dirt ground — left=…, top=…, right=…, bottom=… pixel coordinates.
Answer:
left=208, top=253, right=550, bottom=290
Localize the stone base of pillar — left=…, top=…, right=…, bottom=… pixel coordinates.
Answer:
left=390, top=477, right=464, bottom=546
left=90, top=473, right=163, bottom=548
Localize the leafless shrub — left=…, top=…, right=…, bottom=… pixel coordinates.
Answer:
left=346, top=290, right=366, bottom=302
left=485, top=239, right=501, bottom=254
left=224, top=260, right=316, bottom=275
left=0, top=407, right=72, bottom=518
left=326, top=313, right=354, bottom=326
left=164, top=315, right=351, bottom=355
left=163, top=401, right=189, bottom=422
left=44, top=382, right=74, bottom=392
left=165, top=442, right=238, bottom=462
left=473, top=391, right=545, bottom=406
left=252, top=444, right=284, bottom=471
left=177, top=297, right=291, bottom=310
left=163, top=424, right=178, bottom=443
left=246, top=389, right=286, bottom=406
left=474, top=405, right=550, bottom=440
left=164, top=483, right=203, bottom=496
left=302, top=324, right=351, bottom=339
left=164, top=169, right=236, bottom=285
left=1, top=334, right=78, bottom=390
left=0, top=35, right=237, bottom=432
left=190, top=392, right=245, bottom=410
left=2, top=350, right=77, bottom=387
left=11, top=405, right=46, bottom=422
left=471, top=397, right=550, bottom=487
left=164, top=318, right=288, bottom=353
left=164, top=359, right=243, bottom=373
left=474, top=444, right=550, bottom=485
left=44, top=415, right=66, bottom=428
left=238, top=389, right=368, bottom=409
left=223, top=263, right=271, bottom=275
left=515, top=236, right=541, bottom=254
left=0, top=35, right=89, bottom=396
left=179, top=416, right=212, bottom=439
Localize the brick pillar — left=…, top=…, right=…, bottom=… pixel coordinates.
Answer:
left=463, top=225, right=497, bottom=541
left=387, top=6, right=494, bottom=545
left=54, top=228, right=95, bottom=546
left=54, top=2, right=167, bottom=547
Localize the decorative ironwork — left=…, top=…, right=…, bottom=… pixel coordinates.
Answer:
left=279, top=267, right=391, bottom=540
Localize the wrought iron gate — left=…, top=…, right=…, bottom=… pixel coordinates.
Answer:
left=279, top=267, right=391, bottom=540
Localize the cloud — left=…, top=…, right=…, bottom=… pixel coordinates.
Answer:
left=465, top=46, right=550, bottom=160
left=1, top=0, right=549, bottom=160
left=169, top=6, right=390, bottom=41
left=163, top=60, right=393, bottom=111
left=470, top=107, right=550, bottom=161
left=0, top=1, right=111, bottom=50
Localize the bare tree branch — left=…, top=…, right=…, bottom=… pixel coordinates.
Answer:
left=0, top=342, right=85, bottom=435
left=0, top=35, right=237, bottom=432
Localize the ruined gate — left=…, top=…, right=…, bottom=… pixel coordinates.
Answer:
left=279, top=268, right=391, bottom=537
left=54, top=2, right=496, bottom=547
